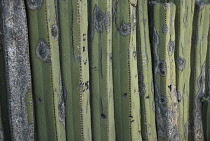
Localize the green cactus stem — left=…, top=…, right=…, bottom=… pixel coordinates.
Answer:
left=26, top=0, right=65, bottom=140
left=58, top=0, right=92, bottom=140
left=189, top=2, right=210, bottom=141
left=203, top=8, right=210, bottom=139
left=88, top=0, right=115, bottom=141
left=166, top=0, right=195, bottom=140
left=136, top=0, right=157, bottom=141
left=112, top=0, right=142, bottom=141
left=151, top=2, right=178, bottom=140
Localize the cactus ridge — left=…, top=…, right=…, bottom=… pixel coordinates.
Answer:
left=189, top=2, right=210, bottom=141
left=137, top=0, right=157, bottom=140
left=152, top=3, right=179, bottom=141
left=88, top=0, right=115, bottom=141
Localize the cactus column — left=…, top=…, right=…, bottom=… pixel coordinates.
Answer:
left=88, top=0, right=115, bottom=141
left=26, top=0, right=65, bottom=140
left=0, top=0, right=35, bottom=140
left=189, top=2, right=210, bottom=141
left=58, top=0, right=92, bottom=141
left=136, top=0, right=157, bottom=141
left=203, top=8, right=210, bottom=139
left=152, top=2, right=178, bottom=140
left=167, top=0, right=195, bottom=140
left=112, top=0, right=142, bottom=141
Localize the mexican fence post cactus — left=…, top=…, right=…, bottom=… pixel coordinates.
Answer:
left=0, top=0, right=35, bottom=140
left=189, top=2, right=210, bottom=141
left=58, top=0, right=92, bottom=140
left=151, top=2, right=178, bottom=140
left=88, top=0, right=115, bottom=141
left=26, top=0, right=65, bottom=140
left=136, top=0, right=157, bottom=141
left=203, top=7, right=210, bottom=139
left=167, top=0, right=195, bottom=140
left=112, top=0, right=142, bottom=140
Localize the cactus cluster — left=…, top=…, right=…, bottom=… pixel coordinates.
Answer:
left=0, top=0, right=210, bottom=141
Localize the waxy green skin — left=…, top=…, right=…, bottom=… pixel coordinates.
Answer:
left=27, top=1, right=66, bottom=140
left=152, top=3, right=178, bottom=141
left=112, top=0, right=142, bottom=141
left=58, top=0, right=92, bottom=141
left=88, top=0, right=115, bottom=141
left=137, top=1, right=157, bottom=141
left=167, top=0, right=195, bottom=140
left=189, top=3, right=210, bottom=141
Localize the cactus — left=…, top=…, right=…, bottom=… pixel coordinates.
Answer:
left=151, top=2, right=178, bottom=140
left=166, top=0, right=195, bottom=140
left=203, top=10, right=210, bottom=140
left=136, top=1, right=157, bottom=141
left=58, top=0, right=92, bottom=140
left=112, top=0, right=142, bottom=141
left=189, top=2, right=210, bottom=141
left=0, top=0, right=35, bottom=141
left=88, top=0, right=115, bottom=141
left=26, top=0, right=65, bottom=140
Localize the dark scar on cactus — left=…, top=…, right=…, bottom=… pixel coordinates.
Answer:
left=168, top=40, right=175, bottom=56
left=101, top=114, right=106, bottom=119
left=162, top=24, right=168, bottom=35
left=176, top=57, right=186, bottom=71
left=162, top=3, right=168, bottom=10
left=158, top=61, right=167, bottom=76
left=36, top=38, right=50, bottom=63
left=94, top=5, right=106, bottom=33
left=132, top=51, right=137, bottom=59
left=119, top=21, right=131, bottom=36
left=26, top=0, right=44, bottom=10
left=51, top=24, right=58, bottom=41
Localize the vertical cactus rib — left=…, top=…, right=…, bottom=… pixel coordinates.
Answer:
left=189, top=2, right=210, bottom=141
left=88, top=0, right=115, bottom=141
left=0, top=0, right=35, bottom=140
left=26, top=0, right=66, bottom=140
left=203, top=11, right=210, bottom=140
left=136, top=0, right=157, bottom=141
left=166, top=0, right=195, bottom=140
left=112, top=0, right=142, bottom=140
left=58, top=0, right=92, bottom=140
left=152, top=2, right=178, bottom=140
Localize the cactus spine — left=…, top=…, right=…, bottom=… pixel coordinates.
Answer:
left=152, top=2, right=178, bottom=140
left=88, top=0, right=115, bottom=141
left=26, top=0, right=65, bottom=140
left=189, top=2, right=210, bottom=141
left=136, top=0, right=157, bottom=141
left=58, top=0, right=92, bottom=140
left=112, top=0, right=142, bottom=140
